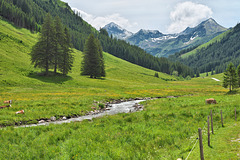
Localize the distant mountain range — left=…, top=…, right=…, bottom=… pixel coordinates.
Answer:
left=103, top=18, right=227, bottom=57
left=169, top=22, right=240, bottom=74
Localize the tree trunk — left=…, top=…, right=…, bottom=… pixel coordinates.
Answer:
left=54, top=61, right=57, bottom=74
left=45, top=60, right=49, bottom=76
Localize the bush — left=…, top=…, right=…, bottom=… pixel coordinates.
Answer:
left=98, top=103, right=105, bottom=109
left=185, top=76, right=191, bottom=80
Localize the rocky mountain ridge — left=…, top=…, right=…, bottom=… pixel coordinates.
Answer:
left=103, top=18, right=227, bottom=57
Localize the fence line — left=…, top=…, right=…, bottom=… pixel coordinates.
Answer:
left=185, top=121, right=207, bottom=160
left=185, top=138, right=198, bottom=160
left=185, top=107, right=238, bottom=160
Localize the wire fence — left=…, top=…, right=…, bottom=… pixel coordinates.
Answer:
left=185, top=107, right=238, bottom=160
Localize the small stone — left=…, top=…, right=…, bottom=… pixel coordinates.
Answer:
left=50, top=116, right=56, bottom=121
left=39, top=120, right=45, bottom=123
left=62, top=116, right=67, bottom=120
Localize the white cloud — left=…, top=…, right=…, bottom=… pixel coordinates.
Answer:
left=73, top=8, right=137, bottom=31
left=167, top=1, right=213, bottom=33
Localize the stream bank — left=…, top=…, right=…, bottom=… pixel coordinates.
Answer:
left=14, top=95, right=181, bottom=128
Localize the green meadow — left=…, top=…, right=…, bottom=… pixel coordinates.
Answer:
left=0, top=18, right=239, bottom=159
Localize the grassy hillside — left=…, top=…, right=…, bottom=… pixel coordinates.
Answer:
left=0, top=18, right=239, bottom=159
left=181, top=29, right=231, bottom=58
left=0, top=0, right=194, bottom=77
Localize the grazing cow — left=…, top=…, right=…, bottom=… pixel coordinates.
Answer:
left=0, top=105, right=11, bottom=109
left=4, top=100, right=12, bottom=104
left=16, top=110, right=24, bottom=114
left=205, top=98, right=217, bottom=104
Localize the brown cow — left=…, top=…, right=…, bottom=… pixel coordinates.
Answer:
left=16, top=110, right=24, bottom=114
left=4, top=100, right=12, bottom=104
left=205, top=98, right=217, bottom=104
left=0, top=105, right=11, bottom=109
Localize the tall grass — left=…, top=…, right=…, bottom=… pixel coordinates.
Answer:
left=0, top=94, right=239, bottom=159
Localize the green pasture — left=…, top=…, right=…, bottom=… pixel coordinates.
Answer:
left=0, top=95, right=239, bottom=159
left=0, top=18, right=239, bottom=159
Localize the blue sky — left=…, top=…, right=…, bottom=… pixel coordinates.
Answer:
left=62, top=0, right=240, bottom=33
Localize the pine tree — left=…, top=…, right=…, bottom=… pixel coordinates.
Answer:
left=30, top=14, right=73, bottom=76
left=211, top=68, right=214, bottom=75
left=30, top=13, right=55, bottom=75
left=81, top=34, right=105, bottom=78
left=96, top=38, right=105, bottom=77
left=53, top=16, right=64, bottom=74
left=196, top=70, right=200, bottom=77
left=154, top=72, right=159, bottom=78
left=223, top=63, right=238, bottom=92
left=237, top=65, right=240, bottom=87
left=59, top=27, right=74, bottom=75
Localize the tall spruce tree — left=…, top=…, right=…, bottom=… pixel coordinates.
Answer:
left=223, top=63, right=238, bottom=92
left=59, top=27, right=74, bottom=75
left=30, top=14, right=73, bottom=75
left=30, top=13, right=55, bottom=75
left=96, top=38, right=105, bottom=77
left=53, top=16, right=64, bottom=74
left=237, top=65, right=240, bottom=87
left=81, top=34, right=105, bottom=78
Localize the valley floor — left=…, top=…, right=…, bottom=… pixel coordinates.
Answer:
left=0, top=18, right=239, bottom=159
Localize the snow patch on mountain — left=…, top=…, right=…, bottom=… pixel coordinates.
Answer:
left=184, top=35, right=199, bottom=45
left=151, top=35, right=178, bottom=42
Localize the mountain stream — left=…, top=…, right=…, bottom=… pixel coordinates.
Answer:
left=17, top=100, right=145, bottom=128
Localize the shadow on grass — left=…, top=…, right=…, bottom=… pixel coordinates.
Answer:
left=208, top=145, right=214, bottom=148
left=28, top=71, right=73, bottom=84
left=225, top=90, right=239, bottom=95
left=86, top=77, right=106, bottom=80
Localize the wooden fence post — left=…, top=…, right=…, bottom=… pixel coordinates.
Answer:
left=235, top=108, right=237, bottom=121
left=211, top=110, right=214, bottom=134
left=221, top=110, right=223, bottom=127
left=198, top=128, right=204, bottom=160
left=208, top=116, right=210, bottom=147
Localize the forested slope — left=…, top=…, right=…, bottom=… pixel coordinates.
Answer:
left=0, top=0, right=194, bottom=77
left=169, top=23, right=240, bottom=73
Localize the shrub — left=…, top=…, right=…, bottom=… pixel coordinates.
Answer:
left=98, top=103, right=105, bottom=109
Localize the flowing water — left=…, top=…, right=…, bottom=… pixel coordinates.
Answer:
left=17, top=100, right=145, bottom=128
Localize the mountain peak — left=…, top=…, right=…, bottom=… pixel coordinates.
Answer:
left=201, top=18, right=218, bottom=26
left=105, top=22, right=123, bottom=30
left=103, top=22, right=133, bottom=40
left=201, top=18, right=227, bottom=35
left=180, top=18, right=227, bottom=36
